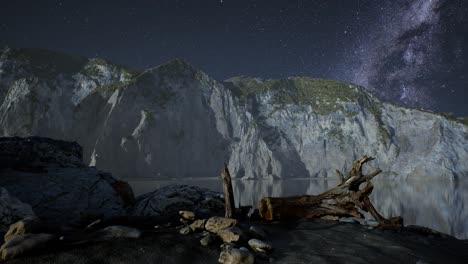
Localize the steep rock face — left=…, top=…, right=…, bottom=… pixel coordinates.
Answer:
left=224, top=77, right=468, bottom=179
left=0, top=48, right=466, bottom=180
left=0, top=137, right=132, bottom=225
left=0, top=48, right=135, bottom=139
left=84, top=60, right=244, bottom=180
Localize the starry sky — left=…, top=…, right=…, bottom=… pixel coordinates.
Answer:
left=1, top=0, right=467, bottom=116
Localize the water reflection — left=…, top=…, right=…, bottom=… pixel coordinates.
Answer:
left=128, top=178, right=468, bottom=239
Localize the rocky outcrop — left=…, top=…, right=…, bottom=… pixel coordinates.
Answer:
left=0, top=137, right=133, bottom=226
left=0, top=48, right=467, bottom=180
left=132, top=185, right=224, bottom=217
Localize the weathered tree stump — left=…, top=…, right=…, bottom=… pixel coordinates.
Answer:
left=258, top=156, right=403, bottom=230
left=221, top=163, right=236, bottom=218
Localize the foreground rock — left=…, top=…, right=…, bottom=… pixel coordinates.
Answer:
left=179, top=211, right=196, bottom=221
left=205, top=217, right=238, bottom=233
left=217, top=227, right=243, bottom=243
left=190, top=219, right=207, bottom=232
left=218, top=245, right=254, bottom=264
left=0, top=137, right=134, bottom=226
left=133, top=185, right=224, bottom=217
left=0, top=188, right=36, bottom=232
left=2, top=219, right=467, bottom=264
left=247, top=239, right=272, bottom=253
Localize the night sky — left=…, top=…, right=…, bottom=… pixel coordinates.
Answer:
left=1, top=0, right=467, bottom=116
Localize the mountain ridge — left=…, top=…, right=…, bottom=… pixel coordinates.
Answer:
left=0, top=48, right=466, bottom=180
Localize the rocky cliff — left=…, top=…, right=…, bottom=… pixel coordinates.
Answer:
left=0, top=137, right=133, bottom=226
left=1, top=48, right=467, bottom=180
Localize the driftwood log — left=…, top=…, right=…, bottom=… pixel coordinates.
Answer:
left=221, top=163, right=236, bottom=218
left=258, top=156, right=403, bottom=230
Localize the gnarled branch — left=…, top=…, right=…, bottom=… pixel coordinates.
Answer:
left=259, top=156, right=403, bottom=230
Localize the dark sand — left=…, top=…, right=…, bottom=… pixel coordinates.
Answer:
left=7, top=219, right=468, bottom=264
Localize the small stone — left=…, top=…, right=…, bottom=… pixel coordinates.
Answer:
left=179, top=210, right=195, bottom=221
left=179, top=226, right=191, bottom=235
left=180, top=218, right=190, bottom=225
left=249, top=225, right=266, bottom=239
left=248, top=238, right=272, bottom=253
left=205, top=216, right=237, bottom=233
left=190, top=219, right=207, bottom=231
left=219, top=247, right=254, bottom=264
left=339, top=217, right=359, bottom=224
left=321, top=215, right=339, bottom=221
left=217, top=227, right=243, bottom=243
left=200, top=234, right=215, bottom=246
left=239, top=247, right=250, bottom=252
left=0, top=233, right=55, bottom=261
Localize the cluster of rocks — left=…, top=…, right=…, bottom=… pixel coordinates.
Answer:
left=177, top=212, right=273, bottom=264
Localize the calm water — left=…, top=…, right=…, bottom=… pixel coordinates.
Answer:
left=128, top=178, right=468, bottom=239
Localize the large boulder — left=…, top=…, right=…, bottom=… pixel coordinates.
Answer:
left=0, top=137, right=133, bottom=226
left=0, top=188, right=35, bottom=231
left=132, top=185, right=224, bottom=217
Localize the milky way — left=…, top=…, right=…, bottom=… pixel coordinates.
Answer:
left=1, top=0, right=467, bottom=115
left=345, top=0, right=468, bottom=113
